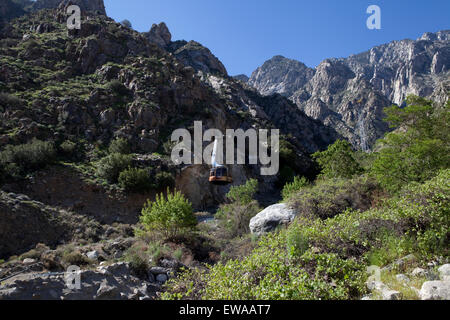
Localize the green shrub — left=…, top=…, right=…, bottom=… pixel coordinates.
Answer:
left=140, top=189, right=196, bottom=239
left=59, top=140, right=78, bottom=159
left=0, top=92, right=23, bottom=109
left=108, top=138, right=130, bottom=154
left=0, top=139, right=56, bottom=177
left=124, top=243, right=149, bottom=278
left=155, top=171, right=175, bottom=189
left=282, top=176, right=309, bottom=201
left=118, top=167, right=152, bottom=193
left=163, top=232, right=367, bottom=300
left=226, top=178, right=258, bottom=205
left=96, top=153, right=132, bottom=183
left=216, top=201, right=261, bottom=239
left=61, top=251, right=91, bottom=267
left=288, top=175, right=379, bottom=220
left=313, top=139, right=362, bottom=179
left=371, top=96, right=449, bottom=193
left=106, top=80, right=129, bottom=96
left=277, top=166, right=295, bottom=187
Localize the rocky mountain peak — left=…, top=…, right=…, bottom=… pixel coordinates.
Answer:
left=248, top=55, right=315, bottom=97
left=419, top=30, right=450, bottom=41
left=248, top=31, right=450, bottom=150
left=145, top=22, right=172, bottom=48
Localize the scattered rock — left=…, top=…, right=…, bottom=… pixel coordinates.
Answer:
left=156, top=274, right=168, bottom=284
left=86, top=251, right=99, bottom=261
left=366, top=280, right=401, bottom=300
left=411, top=268, right=428, bottom=277
left=396, top=274, right=410, bottom=284
left=22, top=258, right=37, bottom=266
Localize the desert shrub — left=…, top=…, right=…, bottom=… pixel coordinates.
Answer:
left=58, top=140, right=80, bottom=160
left=155, top=171, right=175, bottom=189
left=216, top=201, right=261, bottom=239
left=286, top=223, right=310, bottom=257
left=226, top=178, right=258, bottom=205
left=106, top=80, right=129, bottom=96
left=140, top=189, right=196, bottom=239
left=0, top=139, right=56, bottom=177
left=118, top=167, right=152, bottom=193
left=61, top=251, right=91, bottom=267
left=108, top=137, right=130, bottom=154
left=96, top=153, right=132, bottom=183
left=371, top=96, right=450, bottom=193
left=0, top=92, right=23, bottom=108
left=215, top=179, right=260, bottom=238
left=288, top=175, right=379, bottom=220
left=313, top=139, right=363, bottom=179
left=123, top=242, right=149, bottom=278
left=282, top=176, right=309, bottom=201
left=163, top=232, right=367, bottom=300
left=277, top=166, right=295, bottom=187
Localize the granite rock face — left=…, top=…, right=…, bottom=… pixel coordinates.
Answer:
left=249, top=55, right=315, bottom=97
left=144, top=22, right=172, bottom=48
left=249, top=31, right=450, bottom=150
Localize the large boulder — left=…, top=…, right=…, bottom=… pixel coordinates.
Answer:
left=249, top=203, right=296, bottom=235
left=419, top=281, right=450, bottom=300
left=438, top=264, right=450, bottom=281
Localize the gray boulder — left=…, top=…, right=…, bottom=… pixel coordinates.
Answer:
left=420, top=281, right=450, bottom=300
left=438, top=264, right=450, bottom=281
left=249, top=203, right=296, bottom=235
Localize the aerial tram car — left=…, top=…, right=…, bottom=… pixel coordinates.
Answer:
left=208, top=138, right=232, bottom=185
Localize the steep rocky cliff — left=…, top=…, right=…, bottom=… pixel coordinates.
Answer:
left=249, top=32, right=450, bottom=150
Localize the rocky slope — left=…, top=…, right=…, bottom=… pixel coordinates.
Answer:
left=0, top=1, right=337, bottom=262
left=249, top=32, right=450, bottom=150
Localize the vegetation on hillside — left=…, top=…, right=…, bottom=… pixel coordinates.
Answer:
left=162, top=95, right=450, bottom=300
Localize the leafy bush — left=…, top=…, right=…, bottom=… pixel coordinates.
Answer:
left=109, top=137, right=130, bottom=155
left=118, top=167, right=152, bottom=193
left=226, top=178, right=258, bottom=205
left=313, top=139, right=362, bottom=179
left=106, top=80, right=129, bottom=96
left=58, top=140, right=79, bottom=160
left=371, top=96, right=450, bottom=192
left=163, top=232, right=367, bottom=300
left=96, top=153, right=132, bottom=183
left=0, top=92, right=23, bottom=109
left=277, top=166, right=295, bottom=187
left=288, top=175, right=379, bottom=220
left=155, top=171, right=175, bottom=189
left=0, top=139, right=56, bottom=178
left=123, top=242, right=150, bottom=278
left=282, top=176, right=309, bottom=201
left=140, top=189, right=197, bottom=239
left=216, top=201, right=261, bottom=239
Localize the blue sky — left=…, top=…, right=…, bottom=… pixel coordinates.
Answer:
left=104, top=0, right=450, bottom=76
